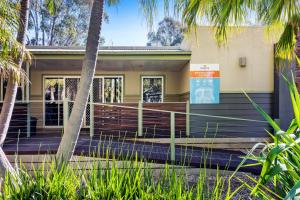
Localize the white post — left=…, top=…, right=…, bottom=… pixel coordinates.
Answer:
left=138, top=100, right=143, bottom=137
left=170, top=112, right=175, bottom=162
left=186, top=100, right=190, bottom=137
left=63, top=98, right=69, bottom=133
left=89, top=89, right=94, bottom=138
left=26, top=61, right=30, bottom=137
left=27, top=103, right=31, bottom=138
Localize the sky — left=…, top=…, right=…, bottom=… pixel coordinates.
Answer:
left=101, top=1, right=165, bottom=46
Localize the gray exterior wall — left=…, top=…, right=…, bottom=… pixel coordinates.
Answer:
left=190, top=93, right=273, bottom=138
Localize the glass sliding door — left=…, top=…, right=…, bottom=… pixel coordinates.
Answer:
left=104, top=77, right=123, bottom=103
left=44, top=76, right=123, bottom=128
left=65, top=78, right=79, bottom=101
left=65, top=77, right=91, bottom=127
left=44, top=77, right=64, bottom=126
left=92, top=78, right=103, bottom=103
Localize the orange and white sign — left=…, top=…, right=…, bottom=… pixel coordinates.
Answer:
left=190, top=64, right=220, bottom=78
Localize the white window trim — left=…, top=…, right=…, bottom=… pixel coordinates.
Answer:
left=141, top=76, right=164, bottom=103
left=43, top=75, right=124, bottom=128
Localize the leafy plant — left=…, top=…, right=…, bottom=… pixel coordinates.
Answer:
left=235, top=72, right=300, bottom=199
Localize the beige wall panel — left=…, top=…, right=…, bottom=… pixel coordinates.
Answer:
left=181, top=26, right=274, bottom=93
left=179, top=63, right=190, bottom=94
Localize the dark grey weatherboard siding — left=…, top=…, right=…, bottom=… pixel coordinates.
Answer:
left=190, top=93, right=273, bottom=138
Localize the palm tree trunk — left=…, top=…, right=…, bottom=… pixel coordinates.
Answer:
left=56, top=0, right=104, bottom=165
left=0, top=0, right=29, bottom=178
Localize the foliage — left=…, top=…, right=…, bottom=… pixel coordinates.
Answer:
left=1, top=156, right=226, bottom=199
left=139, top=0, right=300, bottom=60
left=233, top=73, right=300, bottom=199
left=180, top=0, right=300, bottom=60
left=28, top=0, right=109, bottom=46
left=147, top=17, right=184, bottom=46
left=0, top=0, right=29, bottom=79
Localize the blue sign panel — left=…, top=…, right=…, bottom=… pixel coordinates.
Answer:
left=190, top=78, right=220, bottom=104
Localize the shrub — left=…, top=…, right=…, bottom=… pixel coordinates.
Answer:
left=235, top=73, right=300, bottom=199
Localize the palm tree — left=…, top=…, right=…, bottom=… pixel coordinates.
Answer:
left=183, top=0, right=299, bottom=57
left=141, top=0, right=300, bottom=63
left=0, top=0, right=29, bottom=179
left=56, top=0, right=107, bottom=165
left=0, top=0, right=30, bottom=146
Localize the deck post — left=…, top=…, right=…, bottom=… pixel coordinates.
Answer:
left=138, top=100, right=143, bottom=137
left=63, top=97, right=69, bottom=134
left=170, top=112, right=175, bottom=162
left=186, top=100, right=190, bottom=137
left=89, top=89, right=94, bottom=138
left=26, top=61, right=30, bottom=137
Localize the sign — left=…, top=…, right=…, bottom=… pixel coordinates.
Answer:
left=190, top=64, right=220, bottom=104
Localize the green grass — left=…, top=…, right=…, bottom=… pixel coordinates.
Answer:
left=1, top=153, right=227, bottom=200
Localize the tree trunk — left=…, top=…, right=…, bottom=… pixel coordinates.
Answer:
left=0, top=0, right=29, bottom=178
left=49, top=16, right=57, bottom=46
left=56, top=0, right=104, bottom=166
left=34, top=2, right=39, bottom=45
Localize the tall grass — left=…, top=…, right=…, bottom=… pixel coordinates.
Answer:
left=1, top=153, right=227, bottom=199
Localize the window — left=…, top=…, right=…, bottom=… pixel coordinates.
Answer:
left=141, top=76, right=164, bottom=103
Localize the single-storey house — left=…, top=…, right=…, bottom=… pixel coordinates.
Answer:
left=5, top=26, right=289, bottom=142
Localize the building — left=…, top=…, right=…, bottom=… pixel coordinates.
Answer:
left=6, top=26, right=280, bottom=142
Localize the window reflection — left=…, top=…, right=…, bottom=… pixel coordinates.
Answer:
left=142, top=77, right=163, bottom=103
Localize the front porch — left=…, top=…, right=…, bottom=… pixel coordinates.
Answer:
left=3, top=99, right=269, bottom=174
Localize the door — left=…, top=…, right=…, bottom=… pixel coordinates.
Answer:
left=44, top=76, right=123, bottom=127
left=64, top=77, right=90, bottom=127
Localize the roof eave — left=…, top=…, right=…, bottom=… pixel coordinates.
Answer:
left=29, top=49, right=192, bottom=61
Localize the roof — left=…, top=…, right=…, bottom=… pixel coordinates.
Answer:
left=27, top=46, right=190, bottom=54
left=27, top=46, right=191, bottom=61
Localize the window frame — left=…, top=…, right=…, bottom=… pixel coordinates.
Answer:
left=141, top=75, right=164, bottom=103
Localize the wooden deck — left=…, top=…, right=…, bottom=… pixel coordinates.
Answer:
left=3, top=133, right=261, bottom=174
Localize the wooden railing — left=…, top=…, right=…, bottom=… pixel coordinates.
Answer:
left=93, top=102, right=188, bottom=137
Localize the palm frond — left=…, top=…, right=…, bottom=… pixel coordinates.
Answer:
left=0, top=0, right=30, bottom=81
left=138, top=0, right=158, bottom=29
left=258, top=0, right=300, bottom=23
left=106, top=0, right=120, bottom=6
left=275, top=22, right=295, bottom=60
left=209, top=0, right=255, bottom=44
